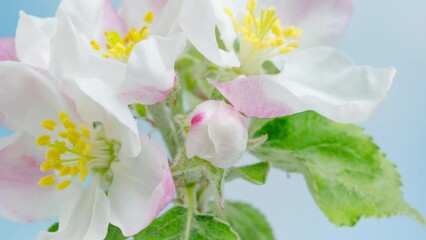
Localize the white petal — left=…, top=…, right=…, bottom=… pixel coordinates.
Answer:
left=0, top=38, right=18, bottom=61
left=55, top=0, right=105, bottom=39
left=179, top=0, right=240, bottom=67
left=207, top=102, right=248, bottom=168
left=0, top=133, right=60, bottom=222
left=67, top=78, right=141, bottom=157
left=265, top=0, right=353, bottom=47
left=151, top=0, right=185, bottom=36
left=281, top=47, right=395, bottom=123
left=0, top=61, right=76, bottom=135
left=109, top=133, right=174, bottom=236
left=122, top=34, right=186, bottom=104
left=120, top=0, right=169, bottom=31
left=37, top=182, right=110, bottom=240
left=213, top=0, right=238, bottom=50
left=49, top=16, right=126, bottom=89
left=16, top=11, right=56, bottom=69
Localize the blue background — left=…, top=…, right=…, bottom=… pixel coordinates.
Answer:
left=1, top=0, right=425, bottom=239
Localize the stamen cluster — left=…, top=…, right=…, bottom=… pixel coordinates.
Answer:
left=90, top=11, right=154, bottom=62
left=36, top=112, right=119, bottom=191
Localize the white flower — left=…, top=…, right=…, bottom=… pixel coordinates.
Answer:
left=120, top=0, right=240, bottom=68
left=186, top=101, right=248, bottom=168
left=0, top=61, right=174, bottom=239
left=14, top=0, right=186, bottom=105
left=180, top=0, right=395, bottom=123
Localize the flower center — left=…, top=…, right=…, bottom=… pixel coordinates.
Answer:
left=224, top=0, right=303, bottom=75
left=36, top=112, right=121, bottom=191
left=90, top=11, right=154, bottom=62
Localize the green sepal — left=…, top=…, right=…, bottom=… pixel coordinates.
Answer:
left=133, top=103, right=147, bottom=118
left=173, top=150, right=226, bottom=209
left=48, top=222, right=59, bottom=232
left=226, top=162, right=270, bottom=185
left=261, top=60, right=281, bottom=75
left=105, top=224, right=127, bottom=240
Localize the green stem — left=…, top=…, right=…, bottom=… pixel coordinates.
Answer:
left=147, top=103, right=180, bottom=158
left=185, top=185, right=196, bottom=240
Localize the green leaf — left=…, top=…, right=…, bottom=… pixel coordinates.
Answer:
left=226, top=162, right=270, bottom=185
left=252, top=111, right=425, bottom=226
left=209, top=201, right=275, bottom=240
left=105, top=224, right=127, bottom=240
left=134, top=207, right=240, bottom=240
left=48, top=222, right=59, bottom=232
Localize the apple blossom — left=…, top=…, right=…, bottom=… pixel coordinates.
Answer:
left=14, top=0, right=186, bottom=105
left=120, top=0, right=240, bottom=68
left=0, top=61, right=174, bottom=239
left=186, top=101, right=248, bottom=169
left=181, top=0, right=395, bottom=123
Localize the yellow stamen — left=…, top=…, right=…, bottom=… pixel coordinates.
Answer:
left=36, top=112, right=119, bottom=192
left=56, top=180, right=71, bottom=190
left=59, top=111, right=69, bottom=122
left=40, top=161, right=53, bottom=172
left=247, top=0, right=256, bottom=11
left=224, top=0, right=302, bottom=56
left=59, top=166, right=71, bottom=177
left=39, top=175, right=56, bottom=187
left=144, top=11, right=154, bottom=24
left=63, top=119, right=76, bottom=130
left=90, top=40, right=101, bottom=51
left=42, top=120, right=57, bottom=131
left=36, top=135, right=51, bottom=146
left=90, top=11, right=154, bottom=62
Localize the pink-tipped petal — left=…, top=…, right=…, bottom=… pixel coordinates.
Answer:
left=0, top=38, right=17, bottom=61
left=266, top=0, right=353, bottom=47
left=186, top=101, right=248, bottom=168
left=123, top=34, right=186, bottom=104
left=213, top=47, right=395, bottom=123
left=108, top=133, right=175, bottom=236
left=38, top=182, right=110, bottom=240
left=16, top=12, right=56, bottom=69
left=211, top=77, right=302, bottom=118
left=0, top=133, right=60, bottom=223
left=103, top=0, right=126, bottom=35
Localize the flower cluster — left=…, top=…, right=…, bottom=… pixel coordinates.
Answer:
left=0, top=0, right=411, bottom=239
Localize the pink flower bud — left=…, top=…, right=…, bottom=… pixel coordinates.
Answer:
left=186, top=100, right=248, bottom=168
